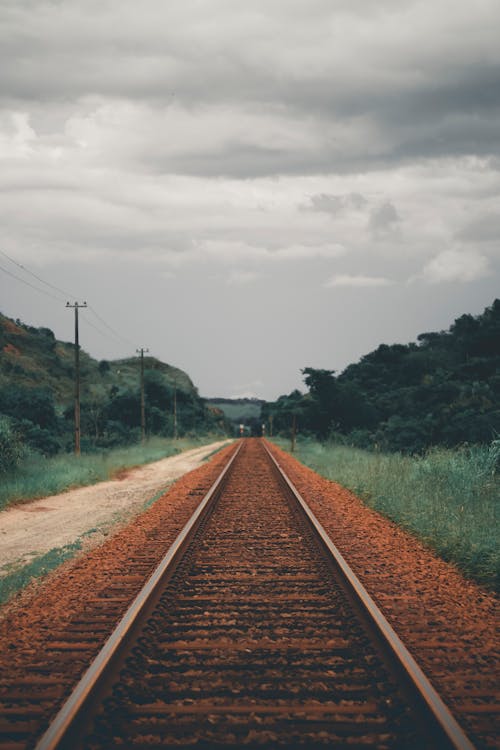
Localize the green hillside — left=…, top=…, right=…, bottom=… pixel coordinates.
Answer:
left=0, top=312, right=222, bottom=459
left=263, top=299, right=500, bottom=453
left=0, top=314, right=193, bottom=401
left=207, top=398, right=264, bottom=423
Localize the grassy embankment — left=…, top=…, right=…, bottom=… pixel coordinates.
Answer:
left=0, top=435, right=218, bottom=512
left=273, top=437, right=499, bottom=591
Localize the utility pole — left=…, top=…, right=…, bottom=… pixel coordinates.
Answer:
left=173, top=378, right=178, bottom=440
left=269, top=414, right=273, bottom=437
left=66, top=301, right=87, bottom=456
left=136, top=348, right=149, bottom=443
left=291, top=414, right=297, bottom=453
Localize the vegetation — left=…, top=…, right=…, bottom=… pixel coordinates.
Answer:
left=0, top=541, right=83, bottom=606
left=207, top=398, right=264, bottom=435
left=273, top=436, right=499, bottom=591
left=264, top=301, right=500, bottom=589
left=0, top=436, right=212, bottom=510
left=0, top=312, right=228, bottom=464
left=0, top=416, right=24, bottom=473
left=263, top=300, right=500, bottom=454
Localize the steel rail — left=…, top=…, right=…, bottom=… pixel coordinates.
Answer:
left=34, top=440, right=242, bottom=750
left=262, top=440, right=476, bottom=750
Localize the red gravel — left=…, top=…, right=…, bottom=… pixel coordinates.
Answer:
left=0, top=444, right=239, bottom=746
left=265, top=440, right=499, bottom=749
left=0, top=444, right=237, bottom=628
left=82, top=439, right=428, bottom=749
left=0, top=438, right=498, bottom=749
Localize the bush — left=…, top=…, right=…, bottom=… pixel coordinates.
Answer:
left=0, top=417, right=24, bottom=473
left=16, top=420, right=61, bottom=456
left=0, top=386, right=58, bottom=429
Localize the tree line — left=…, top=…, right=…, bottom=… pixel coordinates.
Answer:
left=263, top=299, right=500, bottom=454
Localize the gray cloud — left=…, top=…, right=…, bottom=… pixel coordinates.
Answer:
left=422, top=250, right=490, bottom=284
left=369, top=201, right=400, bottom=235
left=1, top=1, right=500, bottom=178
left=303, top=192, right=368, bottom=215
left=458, top=212, right=500, bottom=243
left=324, top=274, right=393, bottom=288
left=1, top=0, right=499, bottom=398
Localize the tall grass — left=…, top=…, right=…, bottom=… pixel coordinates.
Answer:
left=274, top=437, right=499, bottom=590
left=0, top=435, right=220, bottom=511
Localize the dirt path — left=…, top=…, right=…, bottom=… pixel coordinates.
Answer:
left=0, top=440, right=230, bottom=575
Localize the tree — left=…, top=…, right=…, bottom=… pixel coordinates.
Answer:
left=301, top=368, right=340, bottom=438
left=0, top=417, right=24, bottom=473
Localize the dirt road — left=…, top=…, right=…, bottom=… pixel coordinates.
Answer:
left=0, top=440, right=230, bottom=575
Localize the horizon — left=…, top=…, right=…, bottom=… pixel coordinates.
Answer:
left=1, top=296, right=497, bottom=403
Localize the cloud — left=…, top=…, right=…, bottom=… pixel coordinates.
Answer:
left=458, top=212, right=500, bottom=243
left=274, top=243, right=346, bottom=260
left=369, top=201, right=400, bottom=235
left=1, top=1, right=499, bottom=401
left=303, top=192, right=368, bottom=215
left=422, top=249, right=490, bottom=283
left=226, top=270, right=259, bottom=285
left=0, top=111, right=36, bottom=159
left=324, top=274, right=393, bottom=288
left=183, top=240, right=347, bottom=266
left=230, top=379, right=265, bottom=399
left=2, top=1, right=500, bottom=178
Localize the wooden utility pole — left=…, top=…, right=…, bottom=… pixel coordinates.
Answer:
left=136, top=348, right=149, bottom=443
left=269, top=414, right=273, bottom=437
left=291, top=414, right=297, bottom=453
left=66, top=301, right=87, bottom=456
left=173, top=378, right=178, bottom=440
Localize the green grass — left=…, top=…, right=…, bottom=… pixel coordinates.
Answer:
left=0, top=435, right=220, bottom=511
left=273, top=437, right=499, bottom=591
left=0, top=541, right=83, bottom=605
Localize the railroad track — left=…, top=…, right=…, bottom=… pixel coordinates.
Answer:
left=3, top=438, right=478, bottom=749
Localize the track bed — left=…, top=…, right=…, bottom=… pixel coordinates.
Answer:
left=0, top=439, right=496, bottom=749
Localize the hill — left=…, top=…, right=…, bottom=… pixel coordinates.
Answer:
left=0, top=314, right=193, bottom=401
left=263, top=299, right=500, bottom=453
left=0, top=312, right=222, bottom=456
left=206, top=398, right=264, bottom=423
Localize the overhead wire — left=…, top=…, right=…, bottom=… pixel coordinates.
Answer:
left=87, top=305, right=137, bottom=348
left=0, top=261, right=65, bottom=303
left=80, top=314, right=117, bottom=340
left=0, top=250, right=140, bottom=353
left=0, top=248, right=76, bottom=301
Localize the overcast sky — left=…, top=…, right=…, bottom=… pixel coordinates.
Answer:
left=1, top=0, right=499, bottom=399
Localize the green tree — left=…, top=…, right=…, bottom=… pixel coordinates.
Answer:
left=0, top=417, right=24, bottom=473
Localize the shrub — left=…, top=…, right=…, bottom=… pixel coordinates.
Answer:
left=0, top=417, right=24, bottom=473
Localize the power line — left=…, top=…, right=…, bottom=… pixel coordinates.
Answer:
left=87, top=305, right=137, bottom=348
left=0, top=248, right=76, bottom=300
left=0, top=262, right=121, bottom=344
left=80, top=314, right=117, bottom=340
left=0, top=249, right=139, bottom=352
left=0, top=261, right=64, bottom=303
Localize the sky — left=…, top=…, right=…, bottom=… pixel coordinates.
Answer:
left=1, top=0, right=499, bottom=400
